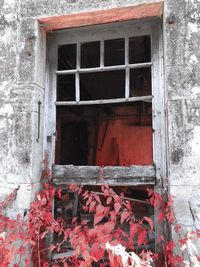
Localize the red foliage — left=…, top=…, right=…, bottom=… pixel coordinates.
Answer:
left=0, top=181, right=199, bottom=267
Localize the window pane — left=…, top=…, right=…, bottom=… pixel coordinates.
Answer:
left=80, top=70, right=125, bottom=100
left=129, top=36, right=151, bottom=64
left=104, top=38, right=125, bottom=66
left=57, top=75, right=75, bottom=101
left=81, top=41, right=100, bottom=68
left=130, top=67, right=151, bottom=97
left=57, top=44, right=76, bottom=70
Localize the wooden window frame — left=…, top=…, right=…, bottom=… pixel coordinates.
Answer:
left=55, top=32, right=152, bottom=105
left=46, top=19, right=165, bottom=187
left=45, top=12, right=166, bottom=261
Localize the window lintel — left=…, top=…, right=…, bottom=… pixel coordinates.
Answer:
left=39, top=2, right=163, bottom=31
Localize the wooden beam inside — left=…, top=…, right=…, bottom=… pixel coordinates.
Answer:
left=52, top=165, right=156, bottom=186
left=39, top=2, right=163, bottom=31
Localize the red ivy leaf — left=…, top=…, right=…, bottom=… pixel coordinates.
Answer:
left=114, top=203, right=121, bottom=214
left=126, top=201, right=132, bottom=211
left=120, top=211, right=129, bottom=224
left=104, top=189, right=109, bottom=197
left=57, top=189, right=62, bottom=199
left=166, top=210, right=174, bottom=223
left=82, top=250, right=90, bottom=262
left=94, top=194, right=101, bottom=204
left=106, top=197, right=112, bottom=205
left=17, top=245, right=25, bottom=255
left=174, top=224, right=181, bottom=233
left=158, top=212, right=165, bottom=222
left=86, top=196, right=92, bottom=206
left=89, top=201, right=96, bottom=213
left=104, top=222, right=115, bottom=234
left=94, top=214, right=105, bottom=225
left=112, top=256, right=121, bottom=267
left=179, top=238, right=187, bottom=245
left=158, top=235, right=164, bottom=243
left=96, top=205, right=104, bottom=215
left=79, top=261, right=88, bottom=267
left=137, top=229, right=147, bottom=246
left=90, top=243, right=104, bottom=261
left=50, top=244, right=56, bottom=252
left=143, top=216, right=154, bottom=232
left=41, top=230, right=49, bottom=239
left=25, top=259, right=31, bottom=267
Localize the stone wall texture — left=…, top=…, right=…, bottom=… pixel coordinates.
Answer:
left=0, top=0, right=200, bottom=259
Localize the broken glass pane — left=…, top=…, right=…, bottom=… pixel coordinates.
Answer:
left=80, top=70, right=125, bottom=100
left=57, top=75, right=75, bottom=101
left=58, top=44, right=77, bottom=70
left=130, top=67, right=151, bottom=97
left=129, top=36, right=151, bottom=64
left=81, top=41, right=100, bottom=68
left=104, top=38, right=125, bottom=66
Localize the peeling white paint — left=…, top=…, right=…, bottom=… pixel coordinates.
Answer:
left=7, top=118, right=12, bottom=125
left=1, top=81, right=8, bottom=87
left=188, top=22, right=199, bottom=33
left=0, top=29, right=15, bottom=44
left=0, top=81, right=10, bottom=99
left=0, top=104, right=14, bottom=115
left=0, top=119, right=7, bottom=129
left=191, top=126, right=200, bottom=156
left=14, top=183, right=32, bottom=209
left=3, top=0, right=16, bottom=8
left=189, top=54, right=198, bottom=64
left=4, top=14, right=17, bottom=22
left=0, top=188, right=14, bottom=201
left=192, top=86, right=200, bottom=96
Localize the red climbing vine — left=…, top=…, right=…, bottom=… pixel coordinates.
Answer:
left=0, top=180, right=199, bottom=266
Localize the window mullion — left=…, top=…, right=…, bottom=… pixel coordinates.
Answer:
left=76, top=42, right=80, bottom=102
left=100, top=39, right=104, bottom=68
left=125, top=36, right=129, bottom=99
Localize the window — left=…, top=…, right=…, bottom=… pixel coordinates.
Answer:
left=46, top=19, right=165, bottom=259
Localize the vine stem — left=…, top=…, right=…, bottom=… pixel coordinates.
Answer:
left=38, top=225, right=41, bottom=267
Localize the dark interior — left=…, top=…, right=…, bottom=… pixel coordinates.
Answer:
left=80, top=70, right=125, bottom=100
left=104, top=38, right=125, bottom=66
left=55, top=102, right=152, bottom=166
left=81, top=41, right=100, bottom=68
left=57, top=44, right=77, bottom=70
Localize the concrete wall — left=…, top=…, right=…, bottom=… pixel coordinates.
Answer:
left=164, top=0, right=200, bottom=229
left=164, top=0, right=200, bottom=258
left=0, top=0, right=200, bottom=257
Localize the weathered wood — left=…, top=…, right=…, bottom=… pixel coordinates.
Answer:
left=52, top=251, right=73, bottom=260
left=55, top=62, right=152, bottom=75
left=39, top=2, right=163, bottom=31
left=52, top=165, right=155, bottom=186
left=55, top=96, right=152, bottom=106
left=52, top=165, right=100, bottom=184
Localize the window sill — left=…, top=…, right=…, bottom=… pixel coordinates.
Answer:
left=52, top=165, right=156, bottom=186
